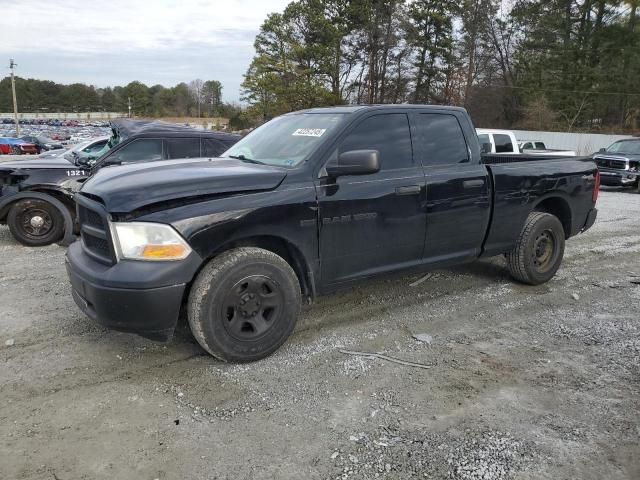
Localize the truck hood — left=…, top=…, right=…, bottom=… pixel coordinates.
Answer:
left=593, top=152, right=640, bottom=161
left=81, top=158, right=288, bottom=212
left=0, top=157, right=74, bottom=170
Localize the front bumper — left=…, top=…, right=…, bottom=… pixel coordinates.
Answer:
left=598, top=169, right=639, bottom=186
left=65, top=241, right=201, bottom=341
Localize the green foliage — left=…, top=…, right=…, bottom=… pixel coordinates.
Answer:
left=0, top=77, right=233, bottom=119
left=242, top=0, right=640, bottom=132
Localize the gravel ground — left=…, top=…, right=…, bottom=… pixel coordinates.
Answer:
left=1, top=188, right=639, bottom=480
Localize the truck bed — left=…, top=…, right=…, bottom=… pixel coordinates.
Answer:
left=481, top=155, right=598, bottom=257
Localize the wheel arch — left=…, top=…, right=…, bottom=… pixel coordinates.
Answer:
left=205, top=235, right=317, bottom=298
left=532, top=195, right=572, bottom=238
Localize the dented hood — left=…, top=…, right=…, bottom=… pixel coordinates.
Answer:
left=81, top=158, right=288, bottom=212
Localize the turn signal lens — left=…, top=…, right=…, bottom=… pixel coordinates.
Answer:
left=141, top=244, right=188, bottom=259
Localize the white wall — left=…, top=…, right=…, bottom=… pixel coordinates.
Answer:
left=511, top=130, right=634, bottom=156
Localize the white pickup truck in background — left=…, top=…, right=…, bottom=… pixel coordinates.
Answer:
left=476, top=129, right=576, bottom=156
left=518, top=140, right=576, bottom=157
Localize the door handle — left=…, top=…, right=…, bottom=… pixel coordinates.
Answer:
left=395, top=185, right=421, bottom=195
left=463, top=179, right=485, bottom=189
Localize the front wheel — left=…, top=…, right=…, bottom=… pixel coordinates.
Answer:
left=7, top=199, right=65, bottom=246
left=506, top=212, right=565, bottom=285
left=188, top=247, right=301, bottom=362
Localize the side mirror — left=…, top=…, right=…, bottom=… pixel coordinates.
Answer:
left=105, top=155, right=122, bottom=166
left=598, top=148, right=606, bottom=153
left=326, top=150, right=380, bottom=177
left=480, top=142, right=492, bottom=154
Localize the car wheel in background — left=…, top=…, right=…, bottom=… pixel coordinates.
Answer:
left=7, top=199, right=65, bottom=247
left=506, top=212, right=566, bottom=285
left=188, top=247, right=301, bottom=362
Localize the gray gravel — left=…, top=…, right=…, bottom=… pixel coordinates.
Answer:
left=1, top=187, right=639, bottom=479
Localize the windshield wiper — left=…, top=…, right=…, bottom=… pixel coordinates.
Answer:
left=227, top=154, right=265, bottom=165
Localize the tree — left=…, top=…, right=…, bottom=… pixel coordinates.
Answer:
left=189, top=79, right=204, bottom=117
left=202, top=80, right=222, bottom=116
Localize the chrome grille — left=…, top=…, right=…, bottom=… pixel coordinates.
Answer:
left=594, top=156, right=628, bottom=171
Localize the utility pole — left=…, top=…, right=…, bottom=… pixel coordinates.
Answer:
left=9, top=59, right=20, bottom=136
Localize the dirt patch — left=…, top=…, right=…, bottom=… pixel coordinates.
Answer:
left=1, top=188, right=639, bottom=479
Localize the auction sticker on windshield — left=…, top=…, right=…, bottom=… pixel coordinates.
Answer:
left=292, top=128, right=326, bottom=137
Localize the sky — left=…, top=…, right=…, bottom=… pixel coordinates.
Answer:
left=0, top=0, right=291, bottom=103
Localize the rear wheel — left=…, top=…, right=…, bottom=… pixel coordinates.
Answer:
left=506, top=212, right=565, bottom=285
left=188, top=247, right=301, bottom=362
left=7, top=199, right=65, bottom=246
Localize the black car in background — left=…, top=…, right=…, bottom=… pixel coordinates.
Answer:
left=593, top=138, right=640, bottom=191
left=20, top=135, right=64, bottom=154
left=0, top=119, right=240, bottom=246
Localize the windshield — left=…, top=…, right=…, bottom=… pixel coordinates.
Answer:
left=71, top=140, right=92, bottom=153
left=222, top=113, right=346, bottom=167
left=606, top=140, right=640, bottom=155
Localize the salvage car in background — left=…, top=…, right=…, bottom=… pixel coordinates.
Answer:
left=0, top=137, right=38, bottom=155
left=20, top=135, right=64, bottom=154
left=593, top=138, right=640, bottom=191
left=0, top=119, right=239, bottom=246
left=38, top=137, right=109, bottom=161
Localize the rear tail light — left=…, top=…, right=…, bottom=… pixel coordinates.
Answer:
left=592, top=170, right=600, bottom=202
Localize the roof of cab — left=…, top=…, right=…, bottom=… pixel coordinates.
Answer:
left=110, top=118, right=240, bottom=143
left=290, top=104, right=467, bottom=115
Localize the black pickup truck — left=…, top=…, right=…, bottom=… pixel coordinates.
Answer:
left=66, top=105, right=599, bottom=362
left=592, top=138, right=640, bottom=191
left=0, top=119, right=239, bottom=246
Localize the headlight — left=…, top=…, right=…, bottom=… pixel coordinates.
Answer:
left=111, top=222, right=192, bottom=261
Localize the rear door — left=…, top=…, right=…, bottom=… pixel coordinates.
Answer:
left=412, top=112, right=490, bottom=264
left=317, top=112, right=427, bottom=286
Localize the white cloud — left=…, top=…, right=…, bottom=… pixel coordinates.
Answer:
left=0, top=0, right=291, bottom=100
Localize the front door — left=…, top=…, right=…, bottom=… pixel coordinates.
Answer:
left=316, top=113, right=427, bottom=286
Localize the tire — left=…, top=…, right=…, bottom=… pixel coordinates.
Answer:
left=188, top=247, right=301, bottom=362
left=7, top=198, right=65, bottom=246
left=506, top=212, right=565, bottom=285
left=11, top=146, right=21, bottom=155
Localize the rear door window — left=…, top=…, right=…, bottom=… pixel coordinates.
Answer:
left=534, top=142, right=546, bottom=149
left=165, top=138, right=201, bottom=159
left=494, top=134, right=515, bottom=153
left=415, top=114, right=469, bottom=165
